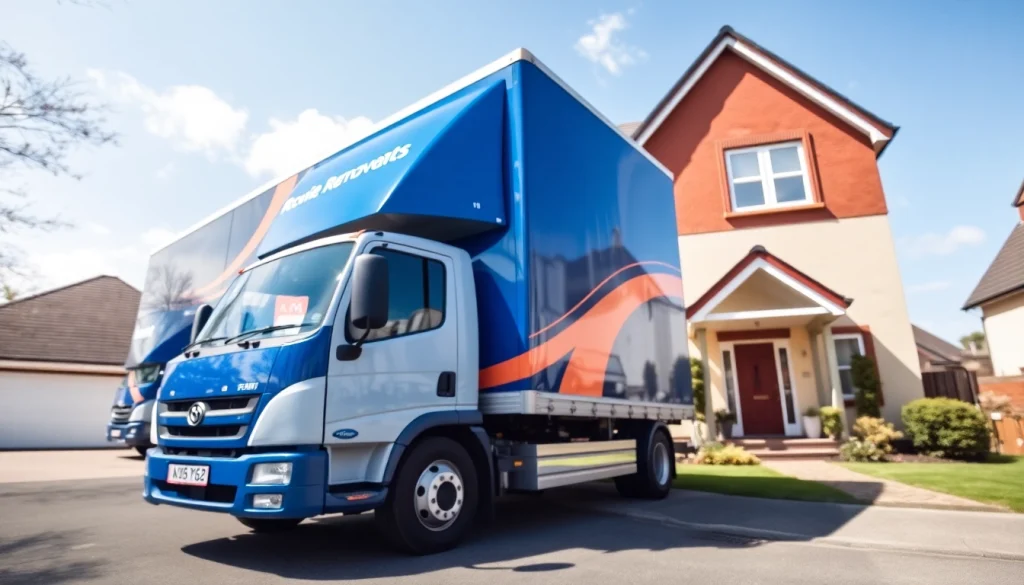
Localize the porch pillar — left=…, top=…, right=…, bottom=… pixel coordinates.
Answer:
left=696, top=328, right=716, bottom=441
left=821, top=327, right=850, bottom=439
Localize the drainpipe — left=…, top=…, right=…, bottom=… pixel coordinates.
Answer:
left=696, top=328, right=717, bottom=442
left=822, top=327, right=850, bottom=439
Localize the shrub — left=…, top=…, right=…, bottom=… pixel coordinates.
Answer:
left=839, top=439, right=888, bottom=462
left=715, top=409, right=736, bottom=424
left=804, top=406, right=820, bottom=417
left=695, top=442, right=760, bottom=465
left=851, top=354, right=881, bottom=418
left=691, top=358, right=706, bottom=422
left=852, top=416, right=902, bottom=454
left=820, top=406, right=843, bottom=439
left=902, top=398, right=990, bottom=460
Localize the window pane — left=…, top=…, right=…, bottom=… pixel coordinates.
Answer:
left=834, top=338, right=861, bottom=367
left=733, top=182, right=765, bottom=208
left=349, top=250, right=445, bottom=341
left=769, top=146, right=801, bottom=173
left=729, top=151, right=760, bottom=179
left=774, top=176, right=808, bottom=203
left=838, top=368, right=856, bottom=398
left=779, top=348, right=796, bottom=424
left=723, top=351, right=737, bottom=414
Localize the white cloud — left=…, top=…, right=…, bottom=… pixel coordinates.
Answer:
left=141, top=227, right=178, bottom=250
left=574, top=12, right=646, bottom=76
left=88, top=69, right=248, bottom=158
left=28, top=246, right=147, bottom=290
left=906, top=280, right=952, bottom=294
left=83, top=222, right=111, bottom=236
left=244, top=109, right=375, bottom=178
left=899, top=225, right=986, bottom=258
left=156, top=161, right=176, bottom=180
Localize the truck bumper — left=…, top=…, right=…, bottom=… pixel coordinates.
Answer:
left=143, top=447, right=328, bottom=519
left=106, top=422, right=150, bottom=447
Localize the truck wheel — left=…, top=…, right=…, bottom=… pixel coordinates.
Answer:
left=376, top=436, right=478, bottom=555
left=134, top=446, right=149, bottom=457
left=237, top=517, right=303, bottom=533
left=615, top=429, right=673, bottom=499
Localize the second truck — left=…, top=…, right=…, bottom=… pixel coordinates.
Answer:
left=142, top=49, right=693, bottom=554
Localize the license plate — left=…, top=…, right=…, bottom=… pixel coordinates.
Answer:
left=167, top=464, right=210, bottom=486
left=110, top=429, right=121, bottom=438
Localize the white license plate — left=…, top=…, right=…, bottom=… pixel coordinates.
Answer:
left=110, top=429, right=121, bottom=438
left=167, top=463, right=210, bottom=486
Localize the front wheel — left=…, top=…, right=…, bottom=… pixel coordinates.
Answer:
left=134, top=446, right=149, bottom=457
left=375, top=436, right=478, bottom=555
left=615, top=429, right=673, bottom=499
left=237, top=517, right=303, bottom=533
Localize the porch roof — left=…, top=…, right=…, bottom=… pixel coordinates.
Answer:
left=686, top=245, right=852, bottom=327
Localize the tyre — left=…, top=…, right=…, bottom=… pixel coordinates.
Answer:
left=134, top=446, right=149, bottom=457
left=237, top=517, right=303, bottom=533
left=615, top=428, right=673, bottom=500
left=375, top=436, right=478, bottom=555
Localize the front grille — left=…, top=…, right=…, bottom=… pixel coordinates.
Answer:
left=153, top=480, right=236, bottom=504
left=165, top=396, right=255, bottom=412
left=162, top=447, right=241, bottom=458
left=110, top=406, right=132, bottom=424
left=164, top=425, right=244, bottom=438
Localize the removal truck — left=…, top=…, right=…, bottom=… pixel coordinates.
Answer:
left=143, top=49, right=693, bottom=554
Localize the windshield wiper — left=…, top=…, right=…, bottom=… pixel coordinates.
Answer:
left=182, top=336, right=229, bottom=353
left=223, top=322, right=318, bottom=346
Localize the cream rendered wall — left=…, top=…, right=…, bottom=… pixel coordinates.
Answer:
left=680, top=214, right=923, bottom=424
left=982, top=291, right=1024, bottom=376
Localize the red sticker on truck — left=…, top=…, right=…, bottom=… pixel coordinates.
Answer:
left=274, top=295, right=309, bottom=326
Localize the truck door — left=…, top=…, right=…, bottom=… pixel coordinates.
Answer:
left=324, top=242, right=459, bottom=448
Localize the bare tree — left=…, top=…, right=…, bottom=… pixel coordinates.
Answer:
left=0, top=40, right=116, bottom=283
left=143, top=264, right=194, bottom=311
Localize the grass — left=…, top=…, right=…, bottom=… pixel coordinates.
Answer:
left=841, top=455, right=1024, bottom=512
left=673, top=464, right=859, bottom=504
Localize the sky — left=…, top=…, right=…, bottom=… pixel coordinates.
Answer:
left=2, top=0, right=1023, bottom=345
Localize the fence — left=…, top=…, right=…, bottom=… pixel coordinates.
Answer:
left=922, top=368, right=978, bottom=404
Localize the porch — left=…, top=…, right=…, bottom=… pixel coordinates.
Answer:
left=686, top=246, right=862, bottom=442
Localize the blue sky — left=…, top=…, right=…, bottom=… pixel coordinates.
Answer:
left=3, top=0, right=1023, bottom=344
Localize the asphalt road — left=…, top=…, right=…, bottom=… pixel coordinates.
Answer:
left=1, top=474, right=1021, bottom=585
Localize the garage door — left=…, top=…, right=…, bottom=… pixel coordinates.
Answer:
left=0, top=370, right=123, bottom=449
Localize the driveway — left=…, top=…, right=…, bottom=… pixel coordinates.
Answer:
left=0, top=453, right=1021, bottom=584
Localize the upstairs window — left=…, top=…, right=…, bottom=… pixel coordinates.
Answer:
left=725, top=142, right=813, bottom=212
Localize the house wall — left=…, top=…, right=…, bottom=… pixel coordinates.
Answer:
left=0, top=369, right=122, bottom=449
left=982, top=291, right=1024, bottom=376
left=679, top=215, right=924, bottom=425
left=643, top=50, right=889, bottom=236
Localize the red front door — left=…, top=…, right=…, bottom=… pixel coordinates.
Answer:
left=735, top=343, right=785, bottom=435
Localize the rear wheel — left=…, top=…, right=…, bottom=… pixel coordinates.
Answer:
left=615, top=429, right=673, bottom=499
left=237, top=517, right=303, bottom=533
left=375, top=436, right=478, bottom=555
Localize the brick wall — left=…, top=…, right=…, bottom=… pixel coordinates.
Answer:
left=979, top=375, right=1024, bottom=408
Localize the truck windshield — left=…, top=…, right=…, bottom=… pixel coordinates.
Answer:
left=197, top=242, right=354, bottom=344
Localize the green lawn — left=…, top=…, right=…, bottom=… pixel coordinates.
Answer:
left=674, top=464, right=859, bottom=504
left=841, top=455, right=1024, bottom=512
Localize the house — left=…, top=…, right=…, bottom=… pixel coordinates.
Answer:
left=913, top=324, right=992, bottom=376
left=624, top=26, right=923, bottom=438
left=962, top=181, right=1024, bottom=377
left=0, top=276, right=140, bottom=449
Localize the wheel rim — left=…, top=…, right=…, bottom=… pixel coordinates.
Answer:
left=413, top=459, right=464, bottom=532
left=653, top=442, right=671, bottom=486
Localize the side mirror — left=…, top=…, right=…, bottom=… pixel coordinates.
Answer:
left=350, top=254, right=389, bottom=334
left=190, top=304, right=214, bottom=344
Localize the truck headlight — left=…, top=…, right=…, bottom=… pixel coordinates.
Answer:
left=129, top=400, right=154, bottom=422
left=251, top=462, right=293, bottom=485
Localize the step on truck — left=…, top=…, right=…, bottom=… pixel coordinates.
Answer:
left=143, top=48, right=694, bottom=554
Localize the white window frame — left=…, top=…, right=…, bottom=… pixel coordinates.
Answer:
left=832, top=333, right=866, bottom=399
left=724, top=141, right=814, bottom=212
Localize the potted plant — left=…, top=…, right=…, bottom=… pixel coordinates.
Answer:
left=803, top=406, right=822, bottom=439
left=715, top=409, right=737, bottom=439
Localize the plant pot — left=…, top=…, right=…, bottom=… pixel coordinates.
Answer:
left=802, top=415, right=822, bottom=439
left=692, top=421, right=706, bottom=449
left=719, top=421, right=735, bottom=440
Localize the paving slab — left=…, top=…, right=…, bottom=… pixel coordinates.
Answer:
left=0, top=449, right=145, bottom=483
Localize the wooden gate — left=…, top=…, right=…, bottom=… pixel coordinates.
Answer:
left=922, top=368, right=978, bottom=404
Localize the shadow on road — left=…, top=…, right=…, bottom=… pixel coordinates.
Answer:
left=181, top=489, right=785, bottom=581
left=0, top=531, right=102, bottom=585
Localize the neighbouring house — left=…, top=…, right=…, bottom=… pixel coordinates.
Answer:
left=0, top=276, right=140, bottom=449
left=624, top=26, right=923, bottom=438
left=913, top=324, right=992, bottom=376
left=963, top=180, right=1024, bottom=377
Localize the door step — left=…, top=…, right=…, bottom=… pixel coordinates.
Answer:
left=725, top=438, right=839, bottom=460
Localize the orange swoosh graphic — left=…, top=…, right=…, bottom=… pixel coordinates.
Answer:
left=189, top=174, right=298, bottom=298
left=480, top=272, right=683, bottom=397
left=529, top=261, right=681, bottom=339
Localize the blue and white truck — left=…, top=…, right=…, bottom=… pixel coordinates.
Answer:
left=142, top=49, right=693, bottom=554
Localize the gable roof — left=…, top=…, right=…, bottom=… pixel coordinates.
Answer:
left=0, top=275, right=141, bottom=366
left=912, top=325, right=962, bottom=364
left=633, top=26, right=898, bottom=157
left=686, top=245, right=852, bottom=320
left=1014, top=179, right=1024, bottom=208
left=963, top=222, right=1024, bottom=309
